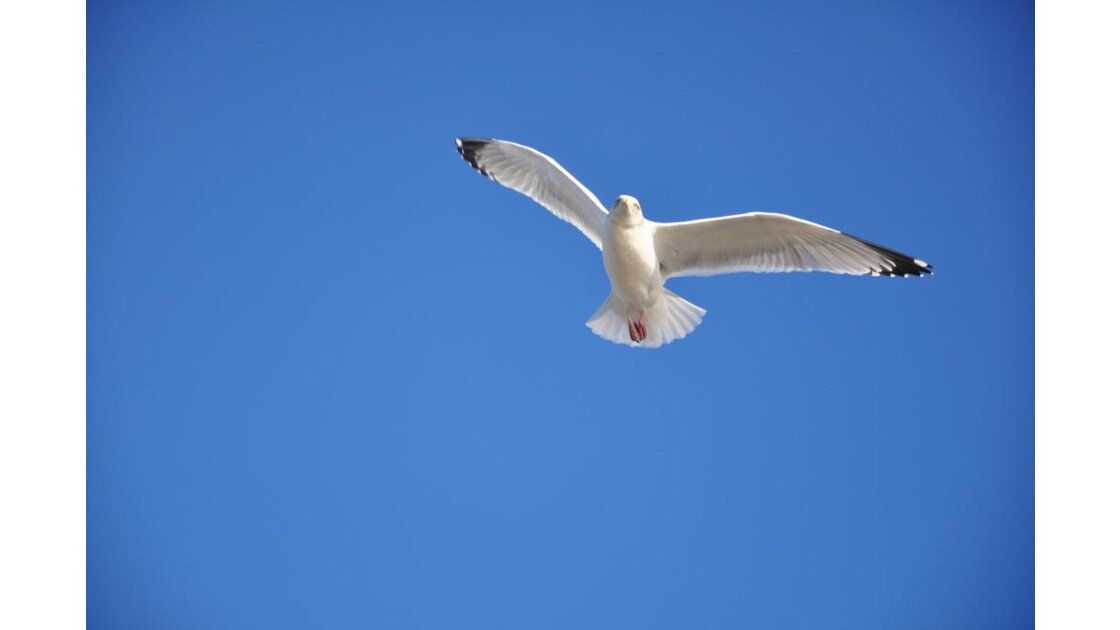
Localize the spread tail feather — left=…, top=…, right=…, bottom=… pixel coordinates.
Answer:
left=585, top=289, right=706, bottom=348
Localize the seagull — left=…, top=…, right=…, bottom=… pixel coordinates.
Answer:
left=455, top=137, right=932, bottom=348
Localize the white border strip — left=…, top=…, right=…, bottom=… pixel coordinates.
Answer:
left=0, top=1, right=86, bottom=627
left=1037, top=1, right=1120, bottom=628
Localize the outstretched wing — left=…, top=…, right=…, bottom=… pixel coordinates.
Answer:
left=653, top=212, right=932, bottom=278
left=456, top=138, right=608, bottom=249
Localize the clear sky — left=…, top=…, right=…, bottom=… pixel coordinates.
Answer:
left=88, top=0, right=1033, bottom=627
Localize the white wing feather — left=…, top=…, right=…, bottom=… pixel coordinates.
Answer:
left=653, top=212, right=931, bottom=278
left=456, top=138, right=608, bottom=249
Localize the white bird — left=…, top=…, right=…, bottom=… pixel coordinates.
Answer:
left=456, top=137, right=932, bottom=348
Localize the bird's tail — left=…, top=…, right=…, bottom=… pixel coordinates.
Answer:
left=585, top=289, right=706, bottom=349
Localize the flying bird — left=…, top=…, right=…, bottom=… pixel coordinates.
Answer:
left=455, top=137, right=932, bottom=348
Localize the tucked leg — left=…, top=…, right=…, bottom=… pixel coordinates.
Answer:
left=628, top=312, right=647, bottom=343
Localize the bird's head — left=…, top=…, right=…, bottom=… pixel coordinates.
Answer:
left=610, top=195, right=643, bottom=224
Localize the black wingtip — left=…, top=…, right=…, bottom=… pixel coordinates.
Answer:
left=455, top=137, right=496, bottom=179
left=843, top=233, right=934, bottom=278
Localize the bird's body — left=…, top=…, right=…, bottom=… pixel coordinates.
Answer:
left=602, top=199, right=658, bottom=316
left=456, top=137, right=931, bottom=348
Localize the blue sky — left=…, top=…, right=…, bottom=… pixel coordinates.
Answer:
left=88, top=0, right=1033, bottom=627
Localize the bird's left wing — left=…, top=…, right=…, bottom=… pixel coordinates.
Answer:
left=456, top=138, right=608, bottom=249
left=653, top=212, right=932, bottom=279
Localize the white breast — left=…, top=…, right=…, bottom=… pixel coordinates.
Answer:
left=602, top=220, right=661, bottom=310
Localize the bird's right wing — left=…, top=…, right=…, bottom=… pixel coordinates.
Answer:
left=456, top=138, right=608, bottom=249
left=653, top=212, right=932, bottom=278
